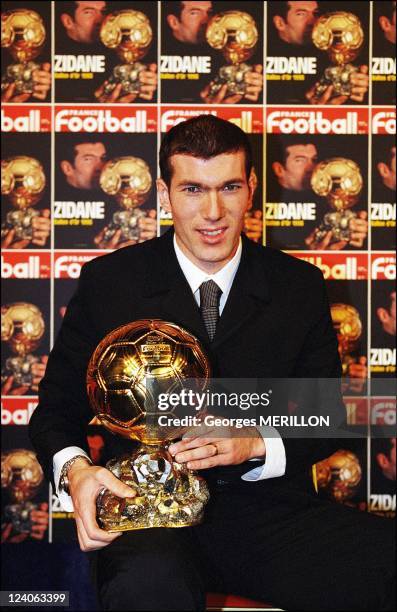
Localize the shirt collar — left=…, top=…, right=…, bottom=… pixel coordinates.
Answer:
left=173, top=233, right=242, bottom=297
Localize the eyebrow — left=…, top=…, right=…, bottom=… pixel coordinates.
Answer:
left=175, top=178, right=245, bottom=188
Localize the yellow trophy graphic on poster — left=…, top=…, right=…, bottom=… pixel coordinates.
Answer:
left=330, top=303, right=362, bottom=376
left=1, top=449, right=44, bottom=533
left=205, top=11, right=258, bottom=98
left=315, top=450, right=362, bottom=502
left=1, top=302, right=45, bottom=389
left=311, top=157, right=363, bottom=246
left=1, top=156, right=46, bottom=243
left=99, top=156, right=152, bottom=245
left=1, top=9, right=46, bottom=95
left=100, top=9, right=152, bottom=96
left=312, top=12, right=364, bottom=101
left=87, top=320, right=211, bottom=532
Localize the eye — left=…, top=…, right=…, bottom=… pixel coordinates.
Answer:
left=183, top=186, right=201, bottom=193
left=223, top=184, right=241, bottom=192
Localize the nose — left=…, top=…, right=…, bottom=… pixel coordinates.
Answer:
left=201, top=190, right=223, bottom=221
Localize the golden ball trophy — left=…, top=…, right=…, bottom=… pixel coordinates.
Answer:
left=99, top=10, right=152, bottom=96
left=205, top=11, right=258, bottom=98
left=315, top=449, right=362, bottom=502
left=311, top=157, right=363, bottom=246
left=330, top=303, right=362, bottom=376
left=99, top=156, right=152, bottom=245
left=1, top=156, right=46, bottom=243
left=1, top=449, right=44, bottom=533
left=1, top=9, right=46, bottom=96
left=1, top=302, right=45, bottom=389
left=312, top=12, right=364, bottom=101
left=87, top=320, right=211, bottom=532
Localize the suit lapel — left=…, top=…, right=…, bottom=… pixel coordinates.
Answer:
left=212, top=235, right=271, bottom=349
left=143, top=230, right=271, bottom=350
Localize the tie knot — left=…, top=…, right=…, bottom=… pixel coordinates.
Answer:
left=199, top=280, right=222, bottom=309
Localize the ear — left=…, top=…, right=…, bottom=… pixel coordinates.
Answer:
left=60, top=14, right=74, bottom=32
left=167, top=14, right=179, bottom=33
left=273, top=15, right=286, bottom=33
left=272, top=161, right=284, bottom=180
left=377, top=307, right=388, bottom=324
left=60, top=160, right=73, bottom=177
left=247, top=168, right=257, bottom=210
left=378, top=16, right=390, bottom=34
left=376, top=453, right=388, bottom=470
left=377, top=162, right=389, bottom=179
left=156, top=178, right=172, bottom=213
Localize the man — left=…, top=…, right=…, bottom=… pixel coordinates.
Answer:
left=162, top=1, right=263, bottom=104
left=269, top=140, right=368, bottom=250
left=379, top=1, right=396, bottom=44
left=377, top=290, right=396, bottom=337
left=58, top=138, right=156, bottom=249
left=29, top=116, right=395, bottom=611
left=268, top=1, right=369, bottom=105
left=378, top=146, right=397, bottom=192
left=57, top=1, right=157, bottom=103
left=376, top=438, right=396, bottom=482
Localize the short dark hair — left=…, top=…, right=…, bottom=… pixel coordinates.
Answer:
left=163, top=1, right=184, bottom=20
left=60, top=135, right=107, bottom=165
left=373, top=438, right=395, bottom=458
left=268, top=2, right=292, bottom=22
left=60, top=1, right=79, bottom=19
left=159, top=114, right=253, bottom=187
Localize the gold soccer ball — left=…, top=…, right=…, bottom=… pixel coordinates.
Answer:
left=100, top=10, right=152, bottom=63
left=99, top=156, right=152, bottom=209
left=1, top=302, right=45, bottom=356
left=312, top=12, right=364, bottom=65
left=330, top=303, right=362, bottom=356
left=311, top=158, right=363, bottom=211
left=1, top=449, right=43, bottom=503
left=316, top=449, right=362, bottom=502
left=1, top=9, right=46, bottom=62
left=206, top=11, right=258, bottom=64
left=1, top=156, right=46, bottom=210
left=87, top=320, right=211, bottom=445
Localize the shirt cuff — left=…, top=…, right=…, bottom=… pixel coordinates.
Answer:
left=53, top=446, right=91, bottom=512
left=241, top=428, right=286, bottom=482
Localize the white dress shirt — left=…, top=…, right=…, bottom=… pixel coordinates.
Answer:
left=53, top=235, right=286, bottom=511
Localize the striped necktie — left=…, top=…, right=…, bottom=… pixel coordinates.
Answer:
left=199, top=280, right=222, bottom=342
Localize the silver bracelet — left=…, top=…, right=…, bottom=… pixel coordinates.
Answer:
left=58, top=455, right=92, bottom=495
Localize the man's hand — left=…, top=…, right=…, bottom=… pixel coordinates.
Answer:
left=30, top=356, right=48, bottom=392
left=1, top=210, right=51, bottom=249
left=94, top=64, right=157, bottom=103
left=306, top=66, right=369, bottom=105
left=168, top=424, right=266, bottom=470
left=93, top=210, right=157, bottom=249
left=68, top=458, right=136, bottom=551
left=1, top=63, right=51, bottom=102
left=345, top=356, right=368, bottom=393
left=244, top=210, right=263, bottom=243
left=29, top=502, right=49, bottom=540
left=200, top=65, right=263, bottom=104
left=305, top=211, right=368, bottom=250
left=1, top=356, right=48, bottom=395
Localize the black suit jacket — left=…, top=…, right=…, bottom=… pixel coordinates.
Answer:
left=29, top=230, right=345, bottom=491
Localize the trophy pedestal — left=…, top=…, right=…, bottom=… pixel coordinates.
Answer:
left=209, top=63, right=251, bottom=97
left=1, top=208, right=40, bottom=242
left=103, top=62, right=146, bottom=96
left=4, top=501, right=37, bottom=533
left=103, top=208, right=146, bottom=244
left=96, top=445, right=210, bottom=532
left=1, top=61, right=40, bottom=95
left=313, top=63, right=358, bottom=100
left=314, top=210, right=356, bottom=245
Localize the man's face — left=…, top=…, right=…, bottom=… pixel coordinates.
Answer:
left=62, top=1, right=106, bottom=44
left=157, top=151, right=255, bottom=273
left=378, top=146, right=396, bottom=191
left=168, top=1, right=213, bottom=44
left=62, top=142, right=107, bottom=190
left=377, top=438, right=396, bottom=481
left=379, top=4, right=396, bottom=44
left=377, top=291, right=396, bottom=336
left=273, top=144, right=318, bottom=191
left=274, top=1, right=319, bottom=45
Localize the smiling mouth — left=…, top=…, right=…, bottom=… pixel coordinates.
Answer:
left=197, top=228, right=227, bottom=236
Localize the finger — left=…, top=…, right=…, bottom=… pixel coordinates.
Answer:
left=330, top=240, right=347, bottom=250
left=32, top=91, right=48, bottom=101
left=329, top=95, right=348, bottom=105
left=107, top=229, right=122, bottom=249
left=1, top=228, right=16, bottom=249
left=357, top=210, right=368, bottom=220
left=148, top=63, right=157, bottom=73
left=359, top=65, right=369, bottom=75
left=224, top=94, right=243, bottom=104
left=199, top=83, right=211, bottom=100
left=212, top=83, right=229, bottom=104
left=10, top=385, right=30, bottom=395
left=75, top=515, right=121, bottom=550
left=175, top=444, right=219, bottom=464
left=1, top=523, right=13, bottom=542
left=11, top=92, right=32, bottom=102
left=186, top=456, right=223, bottom=470
left=75, top=502, right=121, bottom=543
left=147, top=209, right=157, bottom=218
left=109, top=83, right=123, bottom=103
left=97, top=468, right=136, bottom=499
left=253, top=64, right=263, bottom=74
left=139, top=72, right=157, bottom=84
left=2, top=82, right=16, bottom=102
left=41, top=62, right=51, bottom=72
left=119, top=93, right=138, bottom=103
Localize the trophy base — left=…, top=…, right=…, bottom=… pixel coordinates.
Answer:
left=313, top=64, right=358, bottom=100
left=209, top=63, right=251, bottom=97
left=1, top=208, right=39, bottom=242
left=103, top=62, right=146, bottom=96
left=4, top=501, right=37, bottom=533
left=314, top=210, right=356, bottom=245
left=1, top=62, right=40, bottom=95
left=102, top=208, right=146, bottom=244
left=96, top=445, right=210, bottom=532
